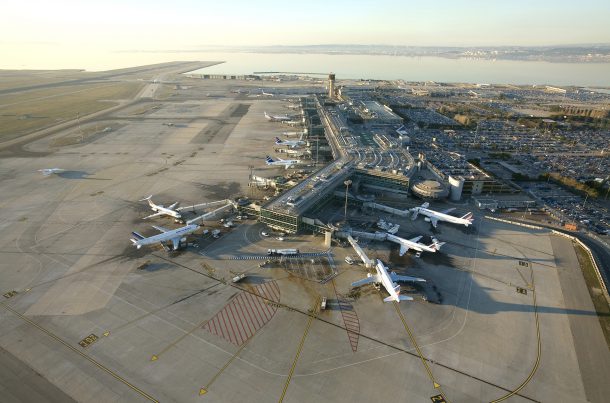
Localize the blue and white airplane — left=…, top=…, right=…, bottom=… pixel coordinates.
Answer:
left=275, top=137, right=304, bottom=148
left=351, top=259, right=425, bottom=303
left=265, top=155, right=300, bottom=170
left=131, top=224, right=198, bottom=251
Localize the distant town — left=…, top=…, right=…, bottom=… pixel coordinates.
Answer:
left=225, top=44, right=610, bottom=63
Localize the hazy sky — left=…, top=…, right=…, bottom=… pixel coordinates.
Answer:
left=2, top=0, right=610, bottom=69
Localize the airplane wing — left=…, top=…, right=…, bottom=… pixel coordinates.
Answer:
left=143, top=212, right=164, bottom=219
left=384, top=295, right=414, bottom=302
left=351, top=275, right=380, bottom=287
left=168, top=202, right=179, bottom=210
left=408, top=235, right=423, bottom=243
left=430, top=217, right=439, bottom=228
left=390, top=272, right=426, bottom=283
left=152, top=225, right=170, bottom=233
left=399, top=244, right=410, bottom=256
left=440, top=208, right=456, bottom=214
left=411, top=210, right=419, bottom=220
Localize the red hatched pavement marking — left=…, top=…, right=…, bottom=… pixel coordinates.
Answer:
left=332, top=282, right=360, bottom=352
left=203, top=281, right=281, bottom=346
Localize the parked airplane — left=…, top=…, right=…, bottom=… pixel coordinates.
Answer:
left=130, top=200, right=235, bottom=251
left=386, top=234, right=445, bottom=257
left=410, top=202, right=474, bottom=228
left=38, top=168, right=65, bottom=176
left=139, top=195, right=182, bottom=221
left=282, top=120, right=302, bottom=127
left=264, top=111, right=291, bottom=122
left=131, top=224, right=198, bottom=251
left=275, top=137, right=304, bottom=148
left=257, top=90, right=275, bottom=97
left=351, top=259, right=425, bottom=302
left=265, top=155, right=300, bottom=169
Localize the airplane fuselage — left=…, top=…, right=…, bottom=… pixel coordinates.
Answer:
left=151, top=205, right=181, bottom=219
left=417, top=207, right=472, bottom=226
left=376, top=261, right=401, bottom=302
left=132, top=224, right=198, bottom=250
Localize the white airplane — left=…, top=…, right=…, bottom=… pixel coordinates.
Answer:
left=130, top=200, right=235, bottom=251
left=264, top=111, right=291, bottom=122
left=282, top=120, right=302, bottom=127
left=260, top=90, right=275, bottom=97
left=351, top=259, right=425, bottom=303
left=265, top=155, right=300, bottom=170
left=275, top=137, right=304, bottom=148
left=38, top=168, right=65, bottom=176
left=386, top=234, right=445, bottom=257
left=410, top=202, right=474, bottom=228
left=131, top=224, right=198, bottom=251
left=139, top=195, right=181, bottom=221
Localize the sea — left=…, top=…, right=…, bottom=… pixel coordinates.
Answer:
left=7, top=50, right=610, bottom=87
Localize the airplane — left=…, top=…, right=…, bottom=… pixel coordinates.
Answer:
left=265, top=155, right=301, bottom=170
left=282, top=120, right=302, bottom=127
left=385, top=234, right=445, bottom=257
left=139, top=195, right=182, bottom=221
left=38, top=168, right=65, bottom=176
left=410, top=202, right=474, bottom=228
left=264, top=111, right=291, bottom=122
left=275, top=137, right=304, bottom=148
left=351, top=259, right=425, bottom=303
left=131, top=224, right=198, bottom=251
left=258, top=90, right=275, bottom=97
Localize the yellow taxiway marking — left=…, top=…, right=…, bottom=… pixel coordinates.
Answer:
left=199, top=337, right=253, bottom=397
left=1, top=302, right=158, bottom=402
left=278, top=297, right=320, bottom=403
left=490, top=266, right=541, bottom=403
left=150, top=316, right=212, bottom=362
left=393, top=302, right=445, bottom=396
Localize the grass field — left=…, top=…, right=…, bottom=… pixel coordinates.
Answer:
left=574, top=242, right=610, bottom=348
left=0, top=82, right=143, bottom=142
left=0, top=70, right=92, bottom=92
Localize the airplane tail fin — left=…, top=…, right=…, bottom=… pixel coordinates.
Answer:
left=275, top=137, right=282, bottom=144
left=130, top=232, right=144, bottom=248
left=429, top=238, right=445, bottom=251
left=265, top=155, right=275, bottom=164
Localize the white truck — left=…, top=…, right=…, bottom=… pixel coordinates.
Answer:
left=267, top=248, right=300, bottom=256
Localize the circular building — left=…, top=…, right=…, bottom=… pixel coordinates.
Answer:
left=411, top=179, right=449, bottom=200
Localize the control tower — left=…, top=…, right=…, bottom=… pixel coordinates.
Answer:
left=328, top=73, right=336, bottom=98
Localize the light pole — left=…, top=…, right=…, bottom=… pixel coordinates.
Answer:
left=344, top=180, right=352, bottom=223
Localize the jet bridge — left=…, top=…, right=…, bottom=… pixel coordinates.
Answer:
left=363, top=202, right=411, bottom=218
left=346, top=235, right=374, bottom=268
left=185, top=200, right=236, bottom=225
